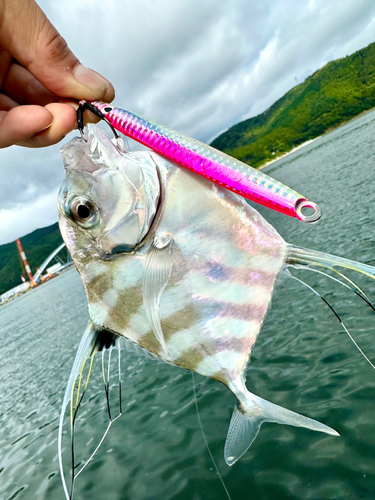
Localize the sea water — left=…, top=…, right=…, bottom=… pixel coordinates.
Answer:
left=1, top=110, right=375, bottom=500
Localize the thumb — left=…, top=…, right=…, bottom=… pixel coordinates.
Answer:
left=0, top=0, right=112, bottom=101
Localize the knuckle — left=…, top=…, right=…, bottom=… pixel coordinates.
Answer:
left=38, top=21, right=72, bottom=65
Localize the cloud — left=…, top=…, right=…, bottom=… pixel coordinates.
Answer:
left=1, top=0, right=375, bottom=244
left=0, top=189, right=59, bottom=244
left=0, top=143, right=65, bottom=211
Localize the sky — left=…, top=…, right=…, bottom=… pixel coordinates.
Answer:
left=1, top=0, right=375, bottom=245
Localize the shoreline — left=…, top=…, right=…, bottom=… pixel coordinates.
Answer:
left=259, top=137, right=320, bottom=170
left=258, top=107, right=375, bottom=170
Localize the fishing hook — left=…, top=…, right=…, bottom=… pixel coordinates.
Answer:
left=77, top=100, right=119, bottom=141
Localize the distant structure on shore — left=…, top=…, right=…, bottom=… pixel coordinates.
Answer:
left=16, top=238, right=36, bottom=287
left=0, top=239, right=72, bottom=304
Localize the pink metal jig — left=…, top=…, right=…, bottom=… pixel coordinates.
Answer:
left=79, top=101, right=321, bottom=223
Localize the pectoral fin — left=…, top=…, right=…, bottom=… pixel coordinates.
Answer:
left=142, top=234, right=174, bottom=357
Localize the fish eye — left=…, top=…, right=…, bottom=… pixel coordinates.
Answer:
left=104, top=105, right=114, bottom=112
left=69, top=196, right=98, bottom=228
left=77, top=204, right=91, bottom=219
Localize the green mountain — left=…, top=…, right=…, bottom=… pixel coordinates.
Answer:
left=211, top=42, right=375, bottom=167
left=0, top=223, right=63, bottom=295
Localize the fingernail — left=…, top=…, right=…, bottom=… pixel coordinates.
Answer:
left=73, top=64, right=109, bottom=92
left=39, top=121, right=53, bottom=132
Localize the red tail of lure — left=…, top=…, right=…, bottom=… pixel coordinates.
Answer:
left=77, top=101, right=321, bottom=223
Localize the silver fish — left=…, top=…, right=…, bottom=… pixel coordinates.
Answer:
left=57, top=125, right=375, bottom=495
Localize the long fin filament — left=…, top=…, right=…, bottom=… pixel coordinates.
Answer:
left=291, top=266, right=375, bottom=312
left=72, top=345, right=123, bottom=489
left=74, top=344, right=123, bottom=482
left=192, top=373, right=232, bottom=500
left=59, top=323, right=122, bottom=500
left=287, top=245, right=375, bottom=279
left=329, top=268, right=375, bottom=309
left=291, top=274, right=375, bottom=371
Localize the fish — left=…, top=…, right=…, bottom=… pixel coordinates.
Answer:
left=57, top=124, right=375, bottom=498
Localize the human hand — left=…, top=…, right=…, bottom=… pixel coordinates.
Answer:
left=0, top=0, right=114, bottom=148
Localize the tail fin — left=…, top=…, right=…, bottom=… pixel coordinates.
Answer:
left=224, top=391, right=338, bottom=466
left=287, top=245, right=375, bottom=279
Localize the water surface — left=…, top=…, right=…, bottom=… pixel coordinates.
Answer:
left=1, top=110, right=375, bottom=500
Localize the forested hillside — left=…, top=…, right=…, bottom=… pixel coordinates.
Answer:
left=211, top=42, right=375, bottom=167
left=0, top=223, right=63, bottom=295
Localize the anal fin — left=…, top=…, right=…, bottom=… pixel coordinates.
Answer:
left=224, top=391, right=339, bottom=466
left=58, top=321, right=119, bottom=499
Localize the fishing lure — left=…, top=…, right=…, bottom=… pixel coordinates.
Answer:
left=77, top=101, right=321, bottom=223
left=58, top=124, right=375, bottom=499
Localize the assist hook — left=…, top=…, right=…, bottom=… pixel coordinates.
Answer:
left=77, top=100, right=119, bottom=141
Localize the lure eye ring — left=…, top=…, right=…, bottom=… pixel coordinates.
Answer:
left=295, top=199, right=322, bottom=223
left=69, top=196, right=99, bottom=228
